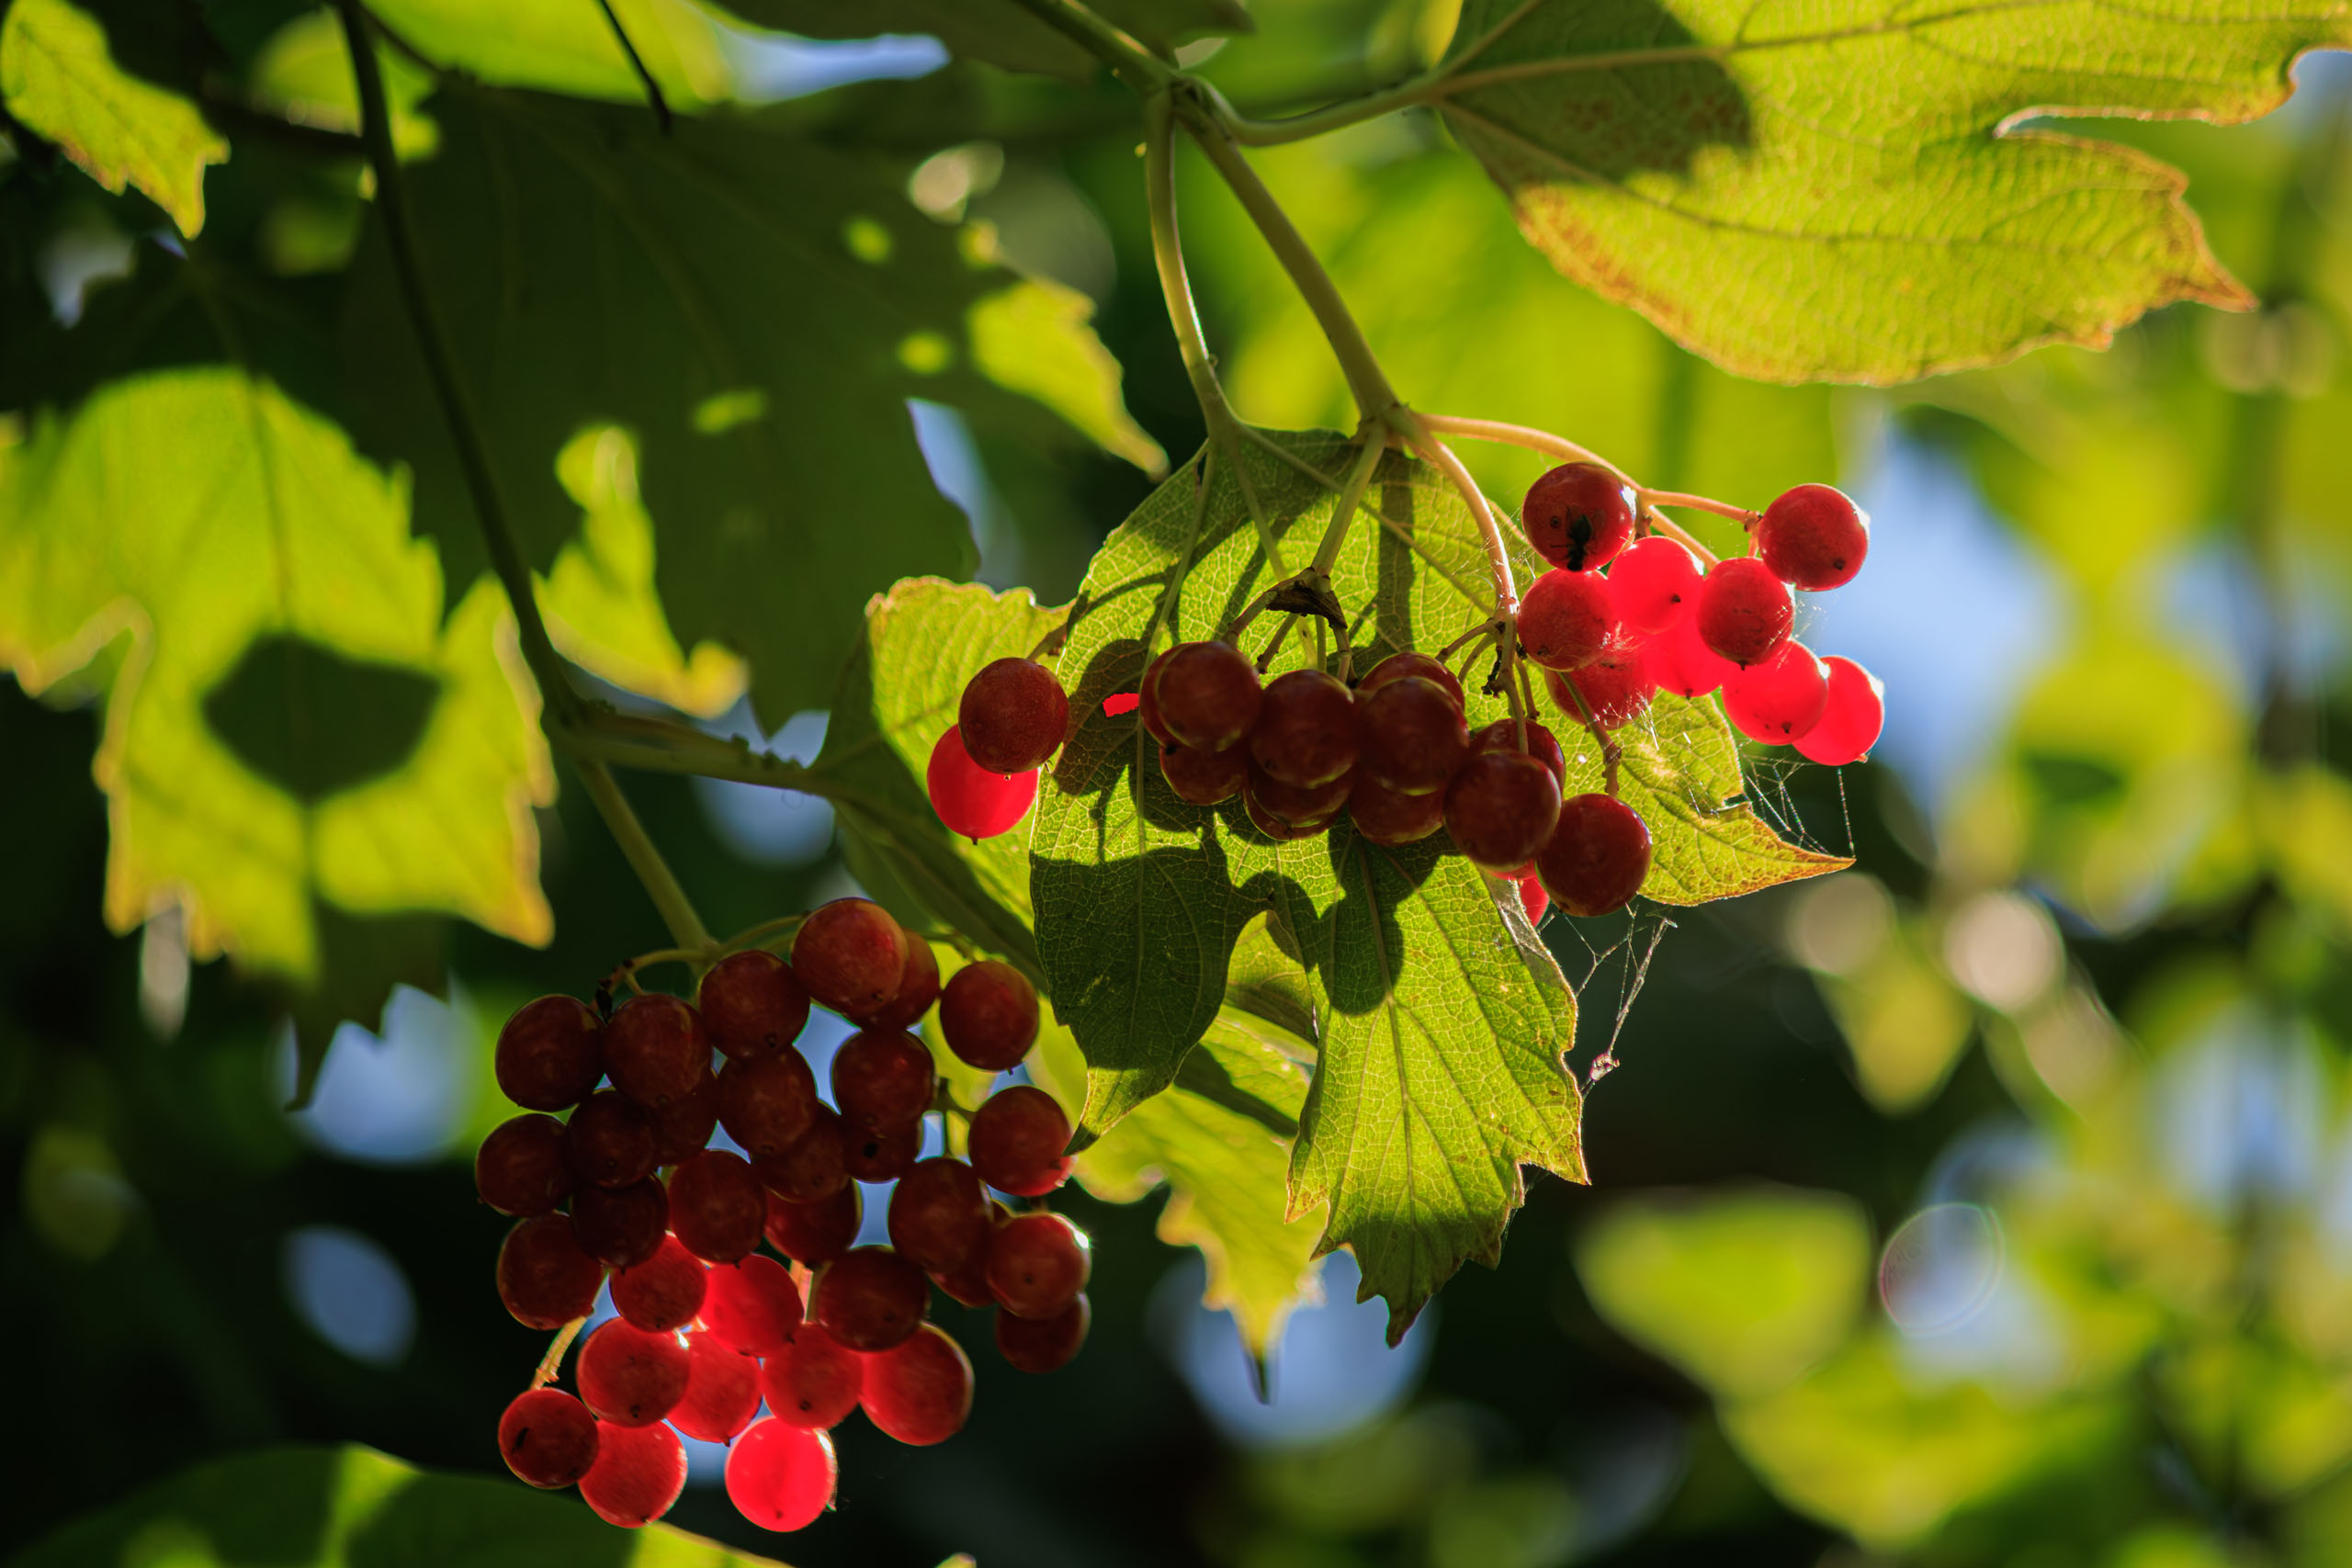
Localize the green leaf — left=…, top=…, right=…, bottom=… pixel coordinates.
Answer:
left=1611, top=692, right=1851, bottom=904
left=0, top=367, right=553, bottom=1027
left=6, top=1442, right=793, bottom=1567
left=0, top=0, right=227, bottom=236
left=816, top=577, right=1066, bottom=974
left=710, top=0, right=1249, bottom=82
left=1434, top=0, right=2349, bottom=383
left=366, top=0, right=741, bottom=106
left=968, top=270, right=1167, bottom=478
left=342, top=85, right=1142, bottom=728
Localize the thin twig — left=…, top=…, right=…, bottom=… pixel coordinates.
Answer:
left=593, top=0, right=673, bottom=133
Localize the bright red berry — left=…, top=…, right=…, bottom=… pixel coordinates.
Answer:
left=1159, top=739, right=1250, bottom=806
left=1723, top=639, right=1829, bottom=743
left=666, top=1150, right=765, bottom=1263
left=1348, top=774, right=1448, bottom=846
left=1250, top=670, right=1359, bottom=789
left=1548, top=642, right=1657, bottom=733
left=888, top=1157, right=993, bottom=1273
left=938, top=960, right=1039, bottom=1072
left=668, top=1329, right=762, bottom=1442
left=967, top=1086, right=1071, bottom=1197
left=1695, top=558, right=1794, bottom=667
left=577, top=1319, right=690, bottom=1427
left=1153, top=641, right=1261, bottom=752
left=718, top=1048, right=820, bottom=1158
left=856, top=936, right=941, bottom=1031
left=764, top=1185, right=861, bottom=1268
left=958, top=657, right=1069, bottom=773
left=1519, top=569, right=1617, bottom=671
left=928, top=726, right=1039, bottom=840
left=754, top=1111, right=851, bottom=1202
left=1359, top=676, right=1467, bottom=795
left=602, top=994, right=711, bottom=1111
left=1606, top=536, right=1704, bottom=634
left=1358, top=651, right=1465, bottom=708
left=791, top=898, right=908, bottom=1017
left=724, top=1418, right=835, bottom=1533
left=696, top=951, right=810, bottom=1060
left=1794, top=656, right=1885, bottom=765
left=610, top=1235, right=706, bottom=1333
left=1521, top=462, right=1633, bottom=571
left=1507, top=863, right=1549, bottom=927
left=1649, top=612, right=1742, bottom=698
left=581, top=1421, right=684, bottom=1529
left=812, top=1246, right=929, bottom=1352
left=1443, top=750, right=1562, bottom=871
left=476, top=1114, right=573, bottom=1216
left=861, top=1323, right=975, bottom=1446
left=1535, top=794, right=1652, bottom=918
left=831, top=1030, right=936, bottom=1130
left=564, top=1089, right=655, bottom=1189
left=700, top=1254, right=804, bottom=1357
left=496, top=1213, right=604, bottom=1329
left=761, top=1323, right=864, bottom=1429
left=499, top=1387, right=598, bottom=1489
left=570, top=1177, right=668, bottom=1269
left=987, top=1212, right=1091, bottom=1320
left=1757, top=483, right=1868, bottom=590
left=996, top=1293, right=1091, bottom=1373
left=1470, top=717, right=1566, bottom=784
left=495, top=996, right=603, bottom=1111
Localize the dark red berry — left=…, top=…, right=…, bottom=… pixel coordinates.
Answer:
left=497, top=1213, right=604, bottom=1329
left=1519, top=569, right=1616, bottom=671
left=571, top=1177, right=668, bottom=1269
left=959, top=656, right=1069, bottom=773
left=580, top=1420, right=684, bottom=1529
left=1794, top=656, right=1884, bottom=765
left=718, top=1048, right=820, bottom=1158
left=1250, top=670, right=1359, bottom=789
left=938, top=960, right=1039, bottom=1072
left=668, top=1328, right=761, bottom=1442
left=495, top=996, right=603, bottom=1111
left=1159, top=739, right=1250, bottom=805
left=696, top=951, right=810, bottom=1060
left=1153, top=641, right=1261, bottom=753
left=860, top=1323, right=974, bottom=1446
left=967, top=1085, right=1071, bottom=1196
left=996, top=1293, right=1090, bottom=1373
left=791, top=898, right=908, bottom=1017
left=812, top=1247, right=929, bottom=1351
left=1723, top=639, right=1829, bottom=743
left=565, top=1089, right=656, bottom=1189
left=856, top=936, right=941, bottom=1031
left=1535, top=794, right=1652, bottom=918
left=643, top=1070, right=718, bottom=1164
left=724, top=1418, right=834, bottom=1533
left=831, top=1030, right=936, bottom=1129
left=602, top=994, right=711, bottom=1111
left=667, top=1150, right=764, bottom=1263
left=842, top=1120, right=922, bottom=1183
left=927, top=726, right=1039, bottom=840
left=1358, top=676, right=1466, bottom=795
left=1650, top=612, right=1742, bottom=698
left=1469, top=717, right=1566, bottom=784
left=754, top=1110, right=851, bottom=1202
left=500, top=1387, right=598, bottom=1488
left=1358, top=651, right=1464, bottom=708
left=1548, top=643, right=1657, bottom=732
left=1136, top=648, right=1177, bottom=746
left=610, top=1234, right=706, bottom=1332
left=700, top=1254, right=803, bottom=1357
left=987, top=1212, right=1091, bottom=1320
left=1607, top=536, right=1704, bottom=634
left=1442, top=750, right=1562, bottom=871
left=1757, top=483, right=1869, bottom=591
left=765, top=1185, right=861, bottom=1267
left=762, top=1322, right=864, bottom=1429
left=1522, top=462, right=1633, bottom=571
left=1244, top=790, right=1329, bottom=841
left=888, top=1157, right=993, bottom=1273
left=476, top=1113, right=573, bottom=1216
left=577, top=1318, right=690, bottom=1427
left=1349, top=774, right=1448, bottom=845
left=1694, top=557, right=1794, bottom=667
left=1249, top=762, right=1355, bottom=827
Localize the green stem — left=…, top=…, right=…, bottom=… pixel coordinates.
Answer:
left=1001, top=0, right=1175, bottom=93
left=591, top=0, right=672, bottom=132
left=571, top=757, right=713, bottom=951
left=1309, top=421, right=1388, bottom=577
left=1386, top=406, right=1518, bottom=614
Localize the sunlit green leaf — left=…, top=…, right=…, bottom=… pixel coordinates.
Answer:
left=714, top=0, right=1249, bottom=82
left=369, top=0, right=739, bottom=107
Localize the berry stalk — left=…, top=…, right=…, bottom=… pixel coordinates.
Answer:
left=1414, top=413, right=1724, bottom=567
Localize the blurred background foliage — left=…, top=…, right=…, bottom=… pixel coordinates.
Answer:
left=7, top=0, right=2352, bottom=1564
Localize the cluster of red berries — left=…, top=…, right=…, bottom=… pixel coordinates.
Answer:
left=478, top=897, right=1090, bottom=1533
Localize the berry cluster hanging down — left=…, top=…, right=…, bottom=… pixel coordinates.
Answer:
left=479, top=902, right=1087, bottom=1534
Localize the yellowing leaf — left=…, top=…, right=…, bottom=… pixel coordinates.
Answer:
left=0, top=0, right=227, bottom=236
left=969, top=275, right=1167, bottom=477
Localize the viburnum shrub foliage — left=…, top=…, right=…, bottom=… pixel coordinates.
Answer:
left=1, top=0, right=2339, bottom=1544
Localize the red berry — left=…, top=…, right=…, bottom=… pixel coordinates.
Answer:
left=725, top=1418, right=835, bottom=1533
left=611, top=1235, right=707, bottom=1333
left=667, top=1150, right=765, bottom=1263
left=1521, top=462, right=1633, bottom=571
left=696, top=951, right=810, bottom=1060
left=996, top=1293, right=1090, bottom=1373
left=499, top=1387, right=598, bottom=1488
left=842, top=1120, right=922, bottom=1183
left=1547, top=643, right=1657, bottom=732
left=1442, top=750, right=1562, bottom=871
left=1244, top=790, right=1330, bottom=841
left=831, top=1030, right=937, bottom=1129
left=1348, top=774, right=1449, bottom=845
left=1358, top=651, right=1464, bottom=708
left=761, top=1323, right=864, bottom=1428
left=1649, top=612, right=1742, bottom=698
left=577, top=1319, right=690, bottom=1427
left=1159, top=739, right=1250, bottom=805
left=791, top=898, right=908, bottom=1017
left=476, top=1113, right=573, bottom=1216
left=1606, top=536, right=1705, bottom=634
left=927, top=726, right=1039, bottom=840
left=856, top=936, right=941, bottom=1031
left=700, top=1254, right=803, bottom=1356
left=581, top=1421, right=684, bottom=1529
left=958, top=657, right=1069, bottom=773
left=1694, top=557, right=1794, bottom=667
left=1358, top=676, right=1467, bottom=795
left=938, top=960, right=1039, bottom=1072
left=1535, top=794, right=1652, bottom=918
left=1794, top=656, right=1885, bottom=765
left=643, top=1071, right=718, bottom=1164
left=668, top=1328, right=762, bottom=1442
left=1136, top=648, right=1177, bottom=745
left=497, top=1213, right=604, bottom=1329
left=565, top=1089, right=656, bottom=1189
left=860, top=1323, right=974, bottom=1446
left=1469, top=717, right=1566, bottom=784
left=932, top=1249, right=998, bottom=1310
left=1249, top=762, right=1355, bottom=827
left=1153, top=641, right=1261, bottom=752
left=571, top=1177, right=668, bottom=1269
left=812, top=1246, right=929, bottom=1351
left=1519, top=569, right=1617, bottom=671
left=987, top=1212, right=1091, bottom=1320
left=1250, top=670, right=1358, bottom=789
left=1723, top=639, right=1829, bottom=743
left=888, top=1157, right=993, bottom=1273
left=718, top=1048, right=820, bottom=1158
left=1508, top=863, right=1550, bottom=927
left=602, top=994, right=711, bottom=1111
left=967, top=1086, right=1071, bottom=1196
left=754, top=1111, right=852, bottom=1202
left=765, top=1185, right=861, bottom=1267
left=1757, top=483, right=1869, bottom=590
left=495, top=996, right=602, bottom=1111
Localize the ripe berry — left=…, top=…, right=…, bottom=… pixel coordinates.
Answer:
left=856, top=937, right=940, bottom=1031
left=1135, top=648, right=1177, bottom=744
left=580, top=1421, right=685, bottom=1529
left=813, top=1247, right=929, bottom=1351
left=1249, top=762, right=1355, bottom=827
left=1722, top=639, right=1829, bottom=743
left=967, top=1086, right=1071, bottom=1196
left=791, top=898, right=908, bottom=1017
left=928, top=726, right=1040, bottom=840
left=495, top=996, right=602, bottom=1111
left=1519, top=569, right=1617, bottom=671
left=1649, top=613, right=1742, bottom=698
left=565, top=1089, right=656, bottom=1189
left=1757, top=483, right=1869, bottom=590
left=1153, top=640, right=1261, bottom=752
left=939, top=960, right=1039, bottom=1072
left=1348, top=774, right=1449, bottom=846
left=997, top=1293, right=1090, bottom=1373
left=476, top=1113, right=573, bottom=1216
left=958, top=656, right=1069, bottom=773
left=1522, top=462, right=1634, bottom=571
left=1794, top=656, right=1885, bottom=765
left=888, top=1157, right=993, bottom=1273
left=701, top=1254, right=803, bottom=1357
left=696, top=951, right=809, bottom=1060
left=861, top=1323, right=975, bottom=1446
left=762, top=1323, right=864, bottom=1428
left=1535, top=794, right=1652, bottom=918
left=1607, top=536, right=1704, bottom=634
left=987, top=1213, right=1091, bottom=1320
left=643, top=1071, right=718, bottom=1165
left=1443, top=750, right=1562, bottom=871
left=754, top=1111, right=851, bottom=1202
left=932, top=1249, right=997, bottom=1310
left=1507, top=863, right=1549, bottom=927
left=496, top=1213, right=604, bottom=1329
left=499, top=1387, right=598, bottom=1489
left=718, top=1048, right=820, bottom=1158
left=602, top=994, right=711, bottom=1111
left=610, top=1235, right=706, bottom=1333
left=666, top=1150, right=765, bottom=1263
left=571, top=1176, right=668, bottom=1269
left=1548, top=643, right=1657, bottom=732
left=1244, top=790, right=1329, bottom=841
left=842, top=1120, right=922, bottom=1182
left=766, top=1185, right=861, bottom=1267
left=1469, top=717, right=1566, bottom=784
left=1358, top=650, right=1464, bottom=708
left=577, top=1319, right=690, bottom=1427
left=1359, top=677, right=1467, bottom=795
left=1159, top=739, right=1250, bottom=806
left=1694, top=557, right=1794, bottom=667
left=1250, top=670, right=1359, bottom=789
left=724, top=1418, right=835, bottom=1533
left=831, top=1030, right=936, bottom=1129
left=668, top=1329, right=762, bottom=1442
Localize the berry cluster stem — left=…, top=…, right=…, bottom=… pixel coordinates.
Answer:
left=1414, top=412, right=1726, bottom=567
left=531, top=1314, right=588, bottom=1390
